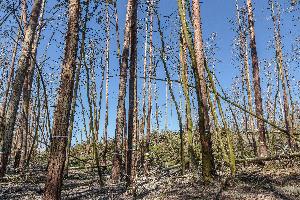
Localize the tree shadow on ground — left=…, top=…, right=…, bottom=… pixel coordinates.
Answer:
left=220, top=172, right=300, bottom=200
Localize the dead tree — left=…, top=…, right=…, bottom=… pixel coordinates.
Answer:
left=112, top=0, right=137, bottom=183
left=65, top=0, right=90, bottom=177
left=19, top=0, right=46, bottom=172
left=156, top=11, right=185, bottom=175
left=126, top=0, right=138, bottom=186
left=103, top=0, right=111, bottom=168
left=0, top=0, right=42, bottom=178
left=145, top=0, right=154, bottom=175
left=43, top=0, right=80, bottom=199
left=191, top=0, right=215, bottom=182
left=246, top=0, right=268, bottom=157
left=269, top=0, right=294, bottom=148
left=178, top=0, right=215, bottom=182
left=235, top=2, right=257, bottom=154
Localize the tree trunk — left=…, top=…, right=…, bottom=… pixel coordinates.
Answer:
left=270, top=0, right=294, bottom=148
left=1, top=28, right=21, bottom=119
left=21, top=0, right=28, bottom=29
left=157, top=12, right=185, bottom=175
left=178, top=0, right=215, bottom=183
left=0, top=0, right=42, bottom=178
left=85, top=40, right=103, bottom=184
left=111, top=0, right=137, bottom=183
left=103, top=0, right=110, bottom=168
left=19, top=0, right=46, bottom=172
left=139, top=2, right=149, bottom=172
left=180, top=33, right=194, bottom=168
left=43, top=0, right=80, bottom=199
left=235, top=2, right=257, bottom=155
left=145, top=0, right=154, bottom=175
left=65, top=0, right=90, bottom=177
left=26, top=73, right=41, bottom=168
left=246, top=0, right=268, bottom=157
left=126, top=0, right=138, bottom=186
left=191, top=0, right=215, bottom=182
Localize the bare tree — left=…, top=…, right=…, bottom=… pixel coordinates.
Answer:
left=19, top=0, right=46, bottom=172
left=0, top=0, right=42, bottom=177
left=103, top=0, right=111, bottom=168
left=112, top=0, right=137, bottom=183
left=191, top=0, right=215, bottom=182
left=235, top=1, right=257, bottom=154
left=126, top=0, right=138, bottom=186
left=43, top=0, right=80, bottom=198
left=65, top=0, right=90, bottom=176
left=246, top=0, right=268, bottom=157
left=145, top=0, right=154, bottom=174
left=269, top=0, right=294, bottom=148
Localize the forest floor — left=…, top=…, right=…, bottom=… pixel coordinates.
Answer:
left=0, top=159, right=300, bottom=200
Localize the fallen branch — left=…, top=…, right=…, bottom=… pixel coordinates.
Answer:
left=215, top=91, right=288, bottom=134
left=68, top=164, right=112, bottom=171
left=236, top=152, right=300, bottom=163
left=162, top=164, right=181, bottom=172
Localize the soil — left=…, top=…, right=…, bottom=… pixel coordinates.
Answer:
left=0, top=159, right=299, bottom=200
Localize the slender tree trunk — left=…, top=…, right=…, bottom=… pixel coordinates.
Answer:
left=122, top=101, right=128, bottom=173
left=112, top=0, right=137, bottom=183
left=246, top=0, right=268, bottom=157
left=26, top=73, right=41, bottom=168
left=126, top=0, right=138, bottom=186
left=145, top=0, right=154, bottom=175
left=157, top=13, right=185, bottom=175
left=191, top=0, right=215, bottom=182
left=0, top=0, right=42, bottom=178
left=19, top=0, right=46, bottom=172
left=21, top=0, right=28, bottom=29
left=206, top=63, right=236, bottom=175
left=43, top=0, right=80, bottom=199
left=207, top=90, right=228, bottom=164
left=165, top=82, right=168, bottom=130
left=235, top=3, right=257, bottom=155
left=180, top=33, right=194, bottom=168
left=270, top=0, right=294, bottom=148
left=103, top=0, right=110, bottom=167
left=154, top=72, right=160, bottom=133
left=79, top=89, right=88, bottom=144
left=139, top=4, right=149, bottom=171
left=1, top=28, right=21, bottom=118
left=85, top=40, right=103, bottom=184
left=65, top=0, right=90, bottom=176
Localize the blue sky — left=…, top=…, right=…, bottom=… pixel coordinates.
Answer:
left=1, top=0, right=299, bottom=145
left=95, top=0, right=299, bottom=142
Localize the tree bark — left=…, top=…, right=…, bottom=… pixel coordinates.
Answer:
left=0, top=0, right=42, bottom=178
left=19, top=0, right=46, bottom=172
left=191, top=0, right=215, bottom=182
left=235, top=2, right=257, bottom=155
left=126, top=0, right=138, bottom=186
left=157, top=12, right=185, bottom=175
left=65, top=0, right=90, bottom=177
left=145, top=0, right=154, bottom=175
left=103, top=0, right=110, bottom=168
left=246, top=0, right=268, bottom=157
left=43, top=0, right=80, bottom=199
left=180, top=33, right=194, bottom=168
left=111, top=0, right=137, bottom=183
left=270, top=0, right=294, bottom=148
